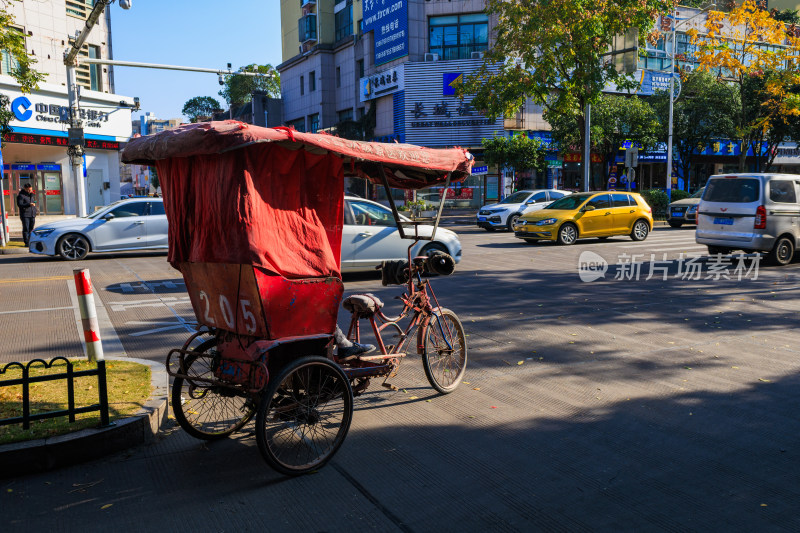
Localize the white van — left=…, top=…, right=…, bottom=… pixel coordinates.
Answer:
left=696, top=173, right=800, bottom=265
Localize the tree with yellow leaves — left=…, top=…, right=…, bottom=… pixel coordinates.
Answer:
left=688, top=0, right=800, bottom=171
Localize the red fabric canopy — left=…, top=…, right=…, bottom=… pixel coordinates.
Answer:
left=122, top=121, right=473, bottom=187
left=121, top=121, right=473, bottom=280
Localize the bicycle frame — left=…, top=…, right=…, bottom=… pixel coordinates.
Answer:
left=345, top=242, right=455, bottom=358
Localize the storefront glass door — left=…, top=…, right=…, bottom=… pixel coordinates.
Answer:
left=11, top=165, right=36, bottom=216
left=38, top=165, right=63, bottom=214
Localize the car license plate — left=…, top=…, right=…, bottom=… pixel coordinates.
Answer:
left=672, top=210, right=682, bottom=217
left=713, top=217, right=733, bottom=225
left=478, top=217, right=486, bottom=222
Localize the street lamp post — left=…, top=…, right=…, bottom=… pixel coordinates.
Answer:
left=664, top=4, right=715, bottom=201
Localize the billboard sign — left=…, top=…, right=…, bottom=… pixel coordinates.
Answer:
left=363, top=0, right=409, bottom=65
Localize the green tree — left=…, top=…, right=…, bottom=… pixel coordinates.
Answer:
left=334, top=104, right=376, bottom=140
left=482, top=134, right=546, bottom=190
left=460, top=0, right=674, bottom=188
left=218, top=64, right=281, bottom=107
left=741, top=71, right=800, bottom=172
left=0, top=1, right=46, bottom=138
left=181, top=96, right=221, bottom=123
left=650, top=70, right=738, bottom=187
left=545, top=95, right=659, bottom=188
left=687, top=1, right=798, bottom=171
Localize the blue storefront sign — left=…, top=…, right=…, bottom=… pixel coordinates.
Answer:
left=36, top=164, right=60, bottom=171
left=639, top=149, right=667, bottom=162
left=471, top=165, right=488, bottom=175
left=11, top=164, right=35, bottom=171
left=363, top=0, right=409, bottom=65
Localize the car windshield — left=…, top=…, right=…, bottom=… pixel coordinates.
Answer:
left=497, top=191, right=531, bottom=204
left=545, top=193, right=593, bottom=210
left=703, top=178, right=760, bottom=203
left=690, top=187, right=705, bottom=199
left=86, top=199, right=127, bottom=218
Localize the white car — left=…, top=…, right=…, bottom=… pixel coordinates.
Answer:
left=342, top=196, right=461, bottom=273
left=29, top=198, right=168, bottom=260
left=476, top=189, right=571, bottom=231
left=30, top=196, right=462, bottom=270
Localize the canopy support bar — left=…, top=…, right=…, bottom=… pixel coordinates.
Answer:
left=380, top=165, right=407, bottom=240
left=430, top=173, right=451, bottom=242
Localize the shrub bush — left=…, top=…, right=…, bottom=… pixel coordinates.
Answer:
left=670, top=189, right=690, bottom=202
left=641, top=189, right=669, bottom=217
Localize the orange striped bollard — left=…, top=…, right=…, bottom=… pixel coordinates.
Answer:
left=73, top=268, right=111, bottom=426
left=73, top=268, right=105, bottom=362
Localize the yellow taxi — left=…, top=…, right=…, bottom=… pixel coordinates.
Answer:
left=512, top=191, right=653, bottom=245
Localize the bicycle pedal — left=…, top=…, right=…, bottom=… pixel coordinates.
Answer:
left=382, top=383, right=398, bottom=391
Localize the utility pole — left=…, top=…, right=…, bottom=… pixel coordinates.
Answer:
left=583, top=103, right=591, bottom=192
left=63, top=0, right=128, bottom=217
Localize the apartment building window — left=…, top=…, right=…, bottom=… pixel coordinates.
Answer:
left=0, top=27, right=23, bottom=75
left=309, top=113, right=319, bottom=133
left=335, top=0, right=353, bottom=41
left=337, top=108, right=353, bottom=123
left=429, top=13, right=488, bottom=60
left=287, top=117, right=306, bottom=132
left=336, top=67, right=341, bottom=88
left=88, top=45, right=102, bottom=91
left=309, top=71, right=316, bottom=92
left=66, top=0, right=93, bottom=19
left=301, top=75, right=305, bottom=95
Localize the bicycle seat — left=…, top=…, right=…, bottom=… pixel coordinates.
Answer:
left=343, top=293, right=385, bottom=316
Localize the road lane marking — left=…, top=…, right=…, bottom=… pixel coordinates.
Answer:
left=0, top=275, right=73, bottom=284
left=0, top=306, right=73, bottom=315
left=109, top=296, right=192, bottom=312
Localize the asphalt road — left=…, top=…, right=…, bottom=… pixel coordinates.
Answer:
left=2, top=223, right=800, bottom=532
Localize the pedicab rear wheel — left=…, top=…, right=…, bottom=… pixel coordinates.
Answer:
left=172, top=338, right=255, bottom=440
left=256, top=355, right=353, bottom=476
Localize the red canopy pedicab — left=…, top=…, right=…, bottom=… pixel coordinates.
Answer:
left=121, top=121, right=472, bottom=475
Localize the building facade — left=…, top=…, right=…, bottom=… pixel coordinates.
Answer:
left=278, top=0, right=548, bottom=208
left=1, top=0, right=134, bottom=216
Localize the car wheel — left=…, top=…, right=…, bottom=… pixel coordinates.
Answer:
left=421, top=242, right=448, bottom=257
left=630, top=219, right=649, bottom=241
left=768, top=236, right=794, bottom=266
left=57, top=234, right=90, bottom=261
left=557, top=223, right=578, bottom=245
left=522, top=239, right=538, bottom=245
left=707, top=246, right=731, bottom=256
left=507, top=213, right=522, bottom=231
left=668, top=220, right=683, bottom=228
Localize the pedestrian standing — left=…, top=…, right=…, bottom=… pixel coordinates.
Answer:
left=17, top=183, right=37, bottom=246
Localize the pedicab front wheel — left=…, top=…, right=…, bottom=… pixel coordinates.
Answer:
left=421, top=308, right=467, bottom=394
left=255, top=355, right=353, bottom=476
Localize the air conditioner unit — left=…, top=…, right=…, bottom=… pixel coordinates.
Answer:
left=471, top=51, right=484, bottom=59
left=424, top=53, right=439, bottom=62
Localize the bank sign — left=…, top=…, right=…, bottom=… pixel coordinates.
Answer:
left=360, top=65, right=404, bottom=102
left=404, top=59, right=503, bottom=147
left=1, top=86, right=132, bottom=140
left=362, top=0, right=409, bottom=65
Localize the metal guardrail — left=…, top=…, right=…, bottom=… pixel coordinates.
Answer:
left=0, top=356, right=110, bottom=430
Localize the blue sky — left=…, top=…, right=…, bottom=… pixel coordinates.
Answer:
left=110, top=0, right=282, bottom=122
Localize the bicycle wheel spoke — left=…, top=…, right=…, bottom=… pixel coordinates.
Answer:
left=257, top=358, right=353, bottom=475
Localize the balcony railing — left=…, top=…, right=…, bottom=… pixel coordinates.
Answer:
left=299, top=14, right=317, bottom=43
